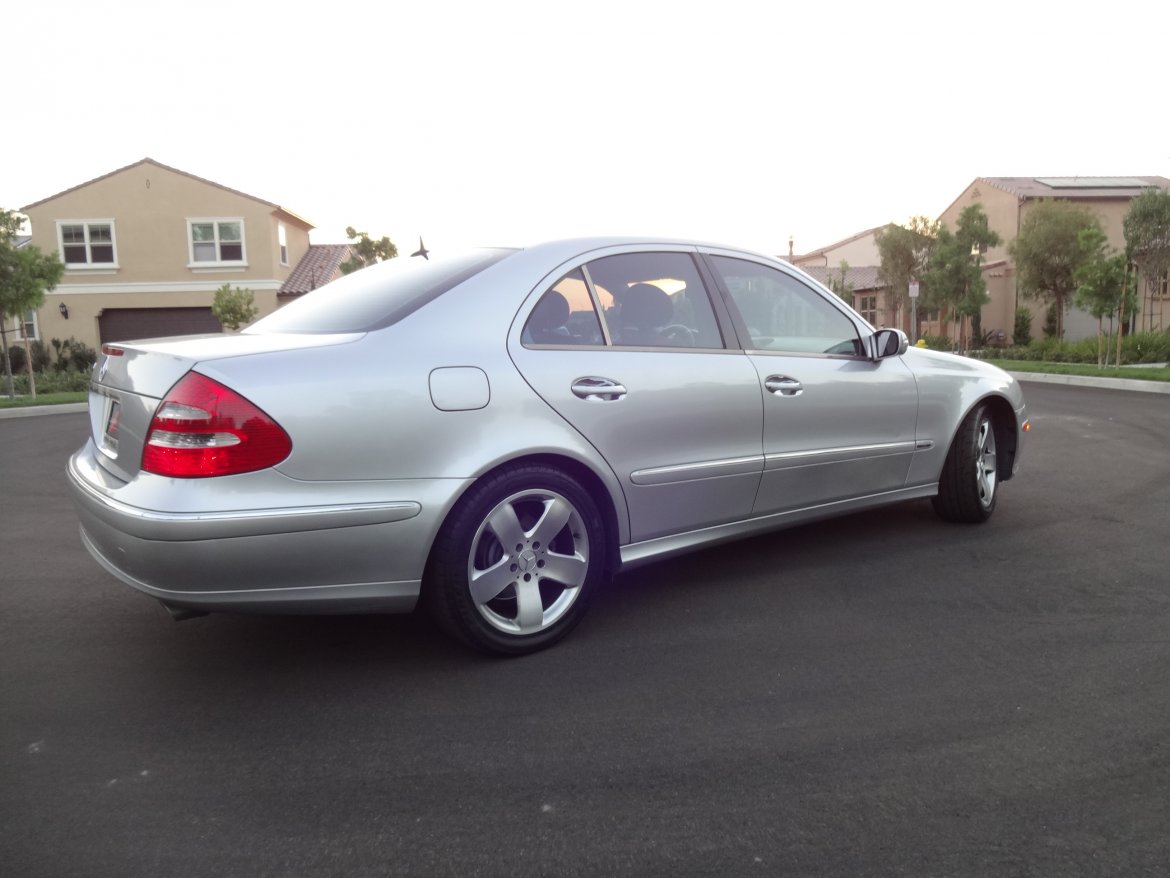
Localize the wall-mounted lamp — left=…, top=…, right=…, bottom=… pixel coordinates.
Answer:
left=58, top=302, right=69, bottom=319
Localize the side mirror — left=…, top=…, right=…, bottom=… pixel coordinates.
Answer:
left=872, top=328, right=909, bottom=360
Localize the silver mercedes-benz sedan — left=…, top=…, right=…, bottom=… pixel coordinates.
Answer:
left=68, top=237, right=1029, bottom=654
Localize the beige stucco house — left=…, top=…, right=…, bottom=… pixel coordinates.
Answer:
left=937, top=176, right=1170, bottom=342
left=19, top=158, right=347, bottom=351
left=788, top=228, right=907, bottom=334
left=790, top=176, right=1170, bottom=345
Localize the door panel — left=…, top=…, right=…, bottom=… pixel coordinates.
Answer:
left=511, top=248, right=763, bottom=542
left=704, top=252, right=921, bottom=515
left=513, top=347, right=764, bottom=542
left=747, top=353, right=919, bottom=514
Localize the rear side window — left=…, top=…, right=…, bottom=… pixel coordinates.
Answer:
left=249, top=248, right=515, bottom=334
left=522, top=251, right=725, bottom=349
left=521, top=269, right=605, bottom=345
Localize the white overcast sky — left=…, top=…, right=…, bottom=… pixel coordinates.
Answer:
left=4, top=0, right=1169, bottom=257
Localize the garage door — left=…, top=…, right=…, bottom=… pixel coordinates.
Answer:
left=98, top=308, right=223, bottom=344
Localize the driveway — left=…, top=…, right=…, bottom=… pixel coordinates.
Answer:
left=2, top=384, right=1169, bottom=876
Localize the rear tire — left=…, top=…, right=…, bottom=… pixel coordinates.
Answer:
left=425, top=464, right=606, bottom=655
left=932, top=402, right=999, bottom=523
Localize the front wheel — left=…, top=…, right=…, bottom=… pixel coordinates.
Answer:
left=425, top=464, right=606, bottom=655
left=932, top=403, right=999, bottom=523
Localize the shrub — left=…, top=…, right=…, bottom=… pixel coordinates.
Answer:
left=920, top=334, right=953, bottom=351
left=1123, top=330, right=1170, bottom=364
left=1043, top=304, right=1059, bottom=338
left=1013, top=307, right=1033, bottom=346
left=5, top=343, right=25, bottom=374
left=6, top=369, right=91, bottom=395
left=2, top=341, right=51, bottom=373
left=50, top=337, right=98, bottom=372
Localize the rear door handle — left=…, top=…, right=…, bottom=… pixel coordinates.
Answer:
left=764, top=376, right=803, bottom=397
left=572, top=377, right=627, bottom=401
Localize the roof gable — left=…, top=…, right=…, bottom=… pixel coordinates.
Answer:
left=21, top=158, right=314, bottom=229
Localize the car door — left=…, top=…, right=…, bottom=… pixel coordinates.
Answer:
left=703, top=251, right=920, bottom=515
left=509, top=247, right=764, bottom=543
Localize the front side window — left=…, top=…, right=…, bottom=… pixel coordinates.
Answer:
left=709, top=255, right=862, bottom=356
left=58, top=221, right=116, bottom=266
left=189, top=219, right=245, bottom=264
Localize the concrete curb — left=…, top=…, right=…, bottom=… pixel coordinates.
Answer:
left=1008, top=372, right=1170, bottom=395
left=0, top=402, right=88, bottom=419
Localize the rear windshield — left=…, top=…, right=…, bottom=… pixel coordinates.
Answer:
left=248, top=248, right=516, bottom=334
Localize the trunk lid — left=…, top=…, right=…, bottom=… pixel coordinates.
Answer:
left=88, top=332, right=359, bottom=483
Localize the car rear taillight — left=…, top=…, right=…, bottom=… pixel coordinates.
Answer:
left=142, top=372, right=292, bottom=478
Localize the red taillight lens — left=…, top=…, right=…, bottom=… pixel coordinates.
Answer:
left=142, top=372, right=292, bottom=478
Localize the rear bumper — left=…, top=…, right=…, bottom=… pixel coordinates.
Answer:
left=67, top=442, right=467, bottom=614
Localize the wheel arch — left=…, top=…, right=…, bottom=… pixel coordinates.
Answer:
left=976, top=393, right=1020, bottom=482
left=423, top=452, right=624, bottom=584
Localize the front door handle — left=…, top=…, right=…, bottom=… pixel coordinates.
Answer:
left=764, top=375, right=803, bottom=397
left=572, top=377, right=627, bottom=401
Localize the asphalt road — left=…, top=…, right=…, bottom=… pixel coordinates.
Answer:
left=2, top=384, right=1169, bottom=877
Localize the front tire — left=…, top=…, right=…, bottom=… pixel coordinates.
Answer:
left=425, top=464, right=606, bottom=655
left=932, top=402, right=999, bottom=523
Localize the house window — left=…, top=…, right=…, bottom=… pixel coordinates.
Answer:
left=8, top=310, right=38, bottom=341
left=1152, top=270, right=1169, bottom=299
left=58, top=221, right=117, bottom=267
left=278, top=224, right=288, bottom=266
left=858, top=294, right=878, bottom=324
left=188, top=219, right=246, bottom=265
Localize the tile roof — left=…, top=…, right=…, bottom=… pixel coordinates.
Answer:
left=977, top=176, right=1170, bottom=200
left=801, top=264, right=884, bottom=292
left=280, top=244, right=354, bottom=296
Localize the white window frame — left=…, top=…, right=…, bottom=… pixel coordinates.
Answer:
left=56, top=219, right=118, bottom=269
left=22, top=309, right=39, bottom=341
left=858, top=294, right=878, bottom=325
left=6, top=310, right=39, bottom=342
left=187, top=218, right=247, bottom=268
left=278, top=223, right=289, bottom=266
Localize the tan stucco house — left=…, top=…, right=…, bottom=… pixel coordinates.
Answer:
left=790, top=176, right=1170, bottom=345
left=18, top=158, right=348, bottom=351
left=788, top=228, right=906, bottom=334
left=937, top=176, right=1170, bottom=342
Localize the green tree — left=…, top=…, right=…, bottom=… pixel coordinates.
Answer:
left=875, top=216, right=938, bottom=334
left=826, top=260, right=854, bottom=305
left=1122, top=188, right=1170, bottom=332
left=1073, top=226, right=1135, bottom=364
left=212, top=283, right=259, bottom=331
left=339, top=226, right=398, bottom=275
left=1, top=208, right=66, bottom=399
left=921, top=204, right=1000, bottom=349
left=1010, top=200, right=1101, bottom=339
